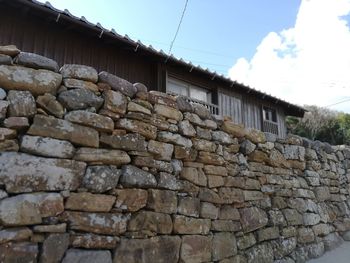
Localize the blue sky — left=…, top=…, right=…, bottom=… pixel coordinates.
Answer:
left=39, top=0, right=350, bottom=113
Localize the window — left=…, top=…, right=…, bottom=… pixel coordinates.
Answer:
left=263, top=106, right=277, bottom=123
left=167, top=77, right=211, bottom=103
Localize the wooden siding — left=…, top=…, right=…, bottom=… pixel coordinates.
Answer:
left=218, top=90, right=242, bottom=124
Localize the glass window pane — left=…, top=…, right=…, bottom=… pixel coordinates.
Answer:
left=167, top=81, right=188, bottom=96
left=190, top=86, right=207, bottom=102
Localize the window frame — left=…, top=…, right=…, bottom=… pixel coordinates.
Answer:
left=262, top=106, right=277, bottom=123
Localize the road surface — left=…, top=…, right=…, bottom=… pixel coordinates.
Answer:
left=308, top=242, right=350, bottom=263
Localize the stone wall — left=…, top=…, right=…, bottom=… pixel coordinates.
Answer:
left=0, top=45, right=349, bottom=263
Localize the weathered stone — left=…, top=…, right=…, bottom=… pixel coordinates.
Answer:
left=222, top=121, right=246, bottom=137
left=60, top=64, right=98, bottom=82
left=99, top=71, right=136, bottom=97
left=65, top=192, right=116, bottom=212
left=0, top=100, right=9, bottom=119
left=220, top=205, right=240, bottom=220
left=58, top=88, right=103, bottom=111
left=133, top=156, right=173, bottom=173
left=115, top=189, right=148, bottom=212
left=63, top=78, right=99, bottom=93
left=204, top=165, right=228, bottom=177
left=62, top=249, right=112, bottom=263
left=193, top=138, right=216, bottom=152
left=133, top=82, right=148, bottom=92
left=128, top=101, right=151, bottom=115
left=28, top=115, right=99, bottom=147
left=0, top=65, right=62, bottom=95
left=65, top=110, right=114, bottom=132
left=219, top=187, right=244, bottom=203
left=283, top=209, right=303, bottom=226
left=116, top=118, right=157, bottom=140
left=212, top=219, right=241, bottom=232
left=180, top=235, right=211, bottom=263
left=0, top=139, right=18, bottom=152
left=0, top=242, right=38, bottom=263
left=212, top=130, right=233, bottom=144
left=71, top=233, right=119, bottom=249
left=180, top=167, right=206, bottom=186
left=40, top=233, right=69, bottom=263
left=198, top=151, right=225, bottom=165
left=0, top=45, right=20, bottom=56
left=0, top=128, right=16, bottom=140
left=120, top=165, right=157, bottom=188
left=33, top=224, right=67, bottom=233
left=3, top=116, right=29, bottom=129
left=258, top=226, right=280, bottom=241
left=212, top=232, right=237, bottom=261
left=20, top=135, right=75, bottom=158
left=74, top=147, right=130, bottom=165
left=103, top=90, right=127, bottom=114
left=128, top=211, right=172, bottom=234
left=323, top=232, right=343, bottom=251
left=240, top=207, right=268, bottom=233
left=36, top=93, right=64, bottom=118
left=0, top=193, right=63, bottom=226
left=0, top=152, right=86, bottom=193
left=271, top=238, right=297, bottom=259
left=240, top=140, right=256, bottom=155
left=303, top=213, right=321, bottom=226
left=297, top=227, right=315, bottom=243
left=147, top=189, right=177, bottom=214
left=284, top=145, right=305, bottom=161
left=200, top=202, right=219, bottom=219
left=154, top=103, right=183, bottom=121
left=293, top=188, right=315, bottom=199
left=312, top=224, right=333, bottom=237
left=245, top=243, right=273, bottom=263
left=158, top=131, right=193, bottom=147
left=148, top=140, right=174, bottom=161
left=59, top=211, right=129, bottom=235
left=208, top=175, right=224, bottom=188
left=7, top=90, right=36, bottom=117
left=15, top=52, right=59, bottom=72
left=82, top=165, right=120, bottom=193
left=177, top=197, right=200, bottom=217
left=245, top=128, right=266, bottom=144
left=237, top=233, right=256, bottom=250
left=314, top=186, right=331, bottom=201
left=115, top=236, right=181, bottom=263
left=0, top=54, right=12, bottom=65
left=192, top=103, right=210, bottom=119
left=0, top=227, right=32, bottom=244
left=178, top=120, right=196, bottom=137
left=157, top=172, right=180, bottom=190
left=100, top=133, right=147, bottom=152
left=173, top=215, right=211, bottom=234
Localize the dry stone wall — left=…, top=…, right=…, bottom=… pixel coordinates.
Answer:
left=0, top=44, right=349, bottom=263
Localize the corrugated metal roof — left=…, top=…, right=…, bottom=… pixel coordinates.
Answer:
left=20, top=0, right=305, bottom=115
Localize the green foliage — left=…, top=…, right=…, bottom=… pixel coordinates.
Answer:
left=286, top=105, right=350, bottom=145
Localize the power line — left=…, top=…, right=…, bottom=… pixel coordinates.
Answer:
left=325, top=98, right=350, bottom=108
left=167, top=0, right=189, bottom=56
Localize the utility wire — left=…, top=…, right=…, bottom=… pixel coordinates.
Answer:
left=325, top=98, right=350, bottom=108
left=167, top=0, right=189, bottom=56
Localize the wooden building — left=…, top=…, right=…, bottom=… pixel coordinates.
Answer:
left=0, top=0, right=305, bottom=138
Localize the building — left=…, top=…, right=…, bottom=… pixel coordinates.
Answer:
left=0, top=0, right=305, bottom=138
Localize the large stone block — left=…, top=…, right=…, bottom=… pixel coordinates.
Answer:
left=59, top=211, right=129, bottom=235
left=60, top=64, right=98, bottom=82
left=148, top=140, right=174, bottom=161
left=197, top=151, right=225, bottom=165
left=0, top=152, right=86, bottom=193
left=180, top=235, right=212, bottom=263
left=0, top=65, right=62, bottom=95
left=20, top=135, right=75, bottom=159
left=0, top=242, right=38, bottom=263
left=99, top=71, right=137, bottom=97
left=219, top=187, right=244, bottom=204
left=36, top=93, right=64, bottom=118
left=114, top=236, right=181, bottom=263
left=154, top=103, right=183, bottom=121
left=180, top=167, right=207, bottom=186
left=221, top=121, right=246, bottom=138
left=157, top=131, right=193, bottom=147
left=0, top=193, right=63, bottom=226
left=115, top=189, right=148, bottom=212
left=0, top=227, right=32, bottom=244
left=173, top=215, right=211, bottom=234
left=0, top=45, right=20, bottom=56
left=74, top=147, right=130, bottom=165
left=177, top=197, right=200, bottom=217
left=120, top=165, right=157, bottom=188
left=40, top=233, right=69, bottom=263
left=65, top=110, right=114, bottom=132
left=245, top=243, right=273, bottom=263
left=7, top=90, right=36, bottom=117
left=58, top=88, right=104, bottom=111
left=147, top=189, right=177, bottom=214
left=82, top=165, right=121, bottom=193
left=100, top=133, right=147, bottom=152
left=240, top=207, right=268, bottom=233
left=15, top=52, right=59, bottom=72
left=65, top=192, right=116, bottom=212
left=116, top=118, right=157, bottom=140
left=128, top=211, right=173, bottom=234
left=103, top=90, right=128, bottom=114
left=62, top=249, right=112, bottom=263
left=70, top=233, right=119, bottom=249
left=28, top=115, right=99, bottom=147
left=212, top=232, right=237, bottom=261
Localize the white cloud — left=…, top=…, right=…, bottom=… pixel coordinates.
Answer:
left=229, top=0, right=350, bottom=113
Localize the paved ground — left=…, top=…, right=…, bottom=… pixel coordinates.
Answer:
left=308, top=242, right=350, bottom=263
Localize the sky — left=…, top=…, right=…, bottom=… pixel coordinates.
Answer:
left=39, top=0, right=350, bottom=113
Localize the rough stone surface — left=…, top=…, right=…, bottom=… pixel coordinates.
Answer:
left=103, top=90, right=127, bottom=114
left=128, top=211, right=172, bottom=234
left=40, top=233, right=69, bottom=263
left=20, top=135, right=75, bottom=158
left=212, top=232, right=237, bottom=261
left=181, top=235, right=211, bottom=263
left=62, top=249, right=112, bottom=263
left=0, top=45, right=20, bottom=56
left=70, top=233, right=119, bottom=249
left=65, top=192, right=116, bottom=212
left=15, top=52, right=59, bottom=72
left=0, top=65, right=62, bottom=95
left=0, top=242, right=38, bottom=263
left=0, top=152, right=86, bottom=193
left=173, top=215, right=211, bottom=234
left=147, top=189, right=177, bottom=214
left=117, top=118, right=157, bottom=140
left=120, top=165, right=157, bottom=188
left=7, top=90, right=36, bottom=117
left=99, top=71, right=137, bottom=97
left=0, top=227, right=32, bottom=244
left=82, top=166, right=121, bottom=193
left=28, top=115, right=99, bottom=147
left=36, top=93, right=64, bottom=118
left=58, top=88, right=104, bottom=111
left=148, top=139, right=174, bottom=161
left=115, top=236, right=181, bottom=263
left=74, top=147, right=130, bottom=165
left=115, top=189, right=148, bottom=212
left=60, top=64, right=98, bottom=82
left=240, top=207, right=268, bottom=233
left=100, top=133, right=147, bottom=152
left=65, top=110, right=114, bottom=132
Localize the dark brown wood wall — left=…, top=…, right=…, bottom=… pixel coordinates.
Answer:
left=0, top=5, right=158, bottom=89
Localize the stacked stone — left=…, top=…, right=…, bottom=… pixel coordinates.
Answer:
left=0, top=45, right=350, bottom=263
